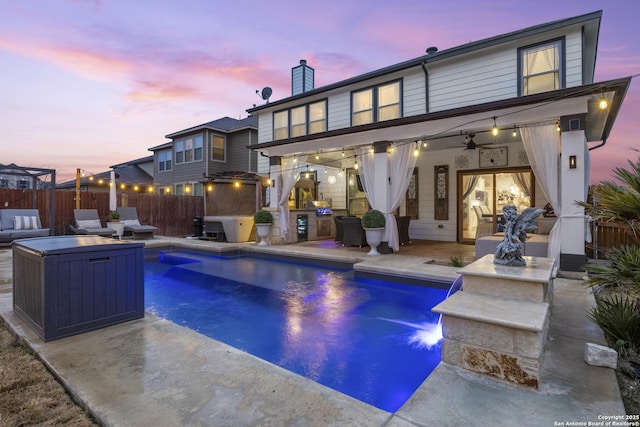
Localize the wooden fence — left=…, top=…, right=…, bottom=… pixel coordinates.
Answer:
left=0, top=189, right=204, bottom=237
left=586, top=220, right=639, bottom=259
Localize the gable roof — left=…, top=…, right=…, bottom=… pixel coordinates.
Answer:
left=247, top=10, right=602, bottom=114
left=164, top=115, right=258, bottom=139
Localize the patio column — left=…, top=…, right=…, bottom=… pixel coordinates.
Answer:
left=269, top=156, right=281, bottom=209
left=559, top=130, right=588, bottom=270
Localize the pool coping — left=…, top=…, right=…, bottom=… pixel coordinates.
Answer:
left=0, top=238, right=626, bottom=426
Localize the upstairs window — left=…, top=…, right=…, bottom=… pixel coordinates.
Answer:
left=308, top=100, right=326, bottom=134
left=0, top=179, right=8, bottom=188
left=519, top=39, right=563, bottom=95
left=352, top=80, right=401, bottom=126
left=212, top=135, right=226, bottom=161
left=274, top=111, right=289, bottom=140
left=175, top=135, right=203, bottom=164
left=272, top=100, right=327, bottom=140
left=158, top=149, right=172, bottom=171
left=17, top=180, right=29, bottom=189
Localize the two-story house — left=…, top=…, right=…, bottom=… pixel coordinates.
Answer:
left=149, top=115, right=259, bottom=196
left=246, top=10, right=631, bottom=271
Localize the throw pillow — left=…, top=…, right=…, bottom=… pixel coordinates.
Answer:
left=76, top=219, right=102, bottom=229
left=14, top=216, right=39, bottom=230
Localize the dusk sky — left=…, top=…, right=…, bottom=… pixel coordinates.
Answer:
left=1, top=0, right=638, bottom=184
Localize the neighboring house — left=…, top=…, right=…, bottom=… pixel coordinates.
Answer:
left=149, top=116, right=259, bottom=196
left=57, top=156, right=154, bottom=193
left=246, top=10, right=631, bottom=271
left=0, top=163, right=50, bottom=189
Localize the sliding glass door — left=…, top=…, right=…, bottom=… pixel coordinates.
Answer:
left=458, top=168, right=534, bottom=243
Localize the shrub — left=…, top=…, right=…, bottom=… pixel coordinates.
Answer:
left=110, top=211, right=120, bottom=220
left=253, top=210, right=273, bottom=224
left=585, top=245, right=640, bottom=297
left=450, top=256, right=464, bottom=267
left=588, top=293, right=640, bottom=352
left=361, top=209, right=385, bottom=228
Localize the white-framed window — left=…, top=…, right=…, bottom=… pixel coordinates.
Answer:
left=519, top=39, right=563, bottom=95
left=175, top=135, right=203, bottom=164
left=273, top=99, right=327, bottom=140
left=352, top=89, right=373, bottom=126
left=352, top=80, right=401, bottom=126
left=290, top=106, right=306, bottom=137
left=274, top=111, right=289, bottom=140
left=212, top=135, right=226, bottom=161
left=308, top=100, right=326, bottom=134
left=193, top=182, right=204, bottom=197
left=158, top=149, right=172, bottom=171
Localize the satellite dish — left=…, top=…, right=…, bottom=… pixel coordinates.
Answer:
left=261, top=87, right=272, bottom=103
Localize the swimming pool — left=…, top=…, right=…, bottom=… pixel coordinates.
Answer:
left=144, top=249, right=450, bottom=412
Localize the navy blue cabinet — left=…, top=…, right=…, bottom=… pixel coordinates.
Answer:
left=13, top=235, right=144, bottom=341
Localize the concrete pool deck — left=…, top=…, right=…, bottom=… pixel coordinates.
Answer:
left=0, top=237, right=626, bottom=426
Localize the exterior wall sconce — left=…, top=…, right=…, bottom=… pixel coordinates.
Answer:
left=569, top=155, right=577, bottom=169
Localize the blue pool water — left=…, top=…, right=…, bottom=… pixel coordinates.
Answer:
left=144, top=250, right=449, bottom=412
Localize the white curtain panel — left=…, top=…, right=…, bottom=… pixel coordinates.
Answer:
left=519, top=123, right=561, bottom=262
left=387, top=142, right=418, bottom=251
left=356, top=143, right=417, bottom=252
left=356, top=146, right=376, bottom=206
left=278, top=155, right=306, bottom=240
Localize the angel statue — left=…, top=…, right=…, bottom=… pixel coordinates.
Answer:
left=494, top=205, right=545, bottom=266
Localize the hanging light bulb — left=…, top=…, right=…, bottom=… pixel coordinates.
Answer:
left=599, top=96, right=608, bottom=110
left=341, top=150, right=345, bottom=157
left=315, top=152, right=320, bottom=160
left=512, top=126, right=517, bottom=137
left=556, top=120, right=561, bottom=132
left=207, top=184, right=213, bottom=191
left=491, top=117, right=499, bottom=136
left=422, top=140, right=428, bottom=148
left=234, top=181, right=240, bottom=188
left=413, top=143, right=420, bottom=157
left=354, top=160, right=359, bottom=170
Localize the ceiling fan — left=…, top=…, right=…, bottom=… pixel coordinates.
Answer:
left=462, top=133, right=490, bottom=150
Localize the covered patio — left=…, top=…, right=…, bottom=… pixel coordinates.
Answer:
left=255, top=78, right=631, bottom=271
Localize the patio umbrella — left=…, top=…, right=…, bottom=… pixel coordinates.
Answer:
left=109, top=170, right=117, bottom=212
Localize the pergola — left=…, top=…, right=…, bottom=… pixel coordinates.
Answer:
left=0, top=164, right=56, bottom=234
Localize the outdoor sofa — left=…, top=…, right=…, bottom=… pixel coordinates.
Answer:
left=0, top=209, right=50, bottom=243
left=475, top=216, right=556, bottom=258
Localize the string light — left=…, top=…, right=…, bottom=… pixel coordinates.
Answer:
left=556, top=120, right=561, bottom=132
left=599, top=96, right=608, bottom=110
left=491, top=116, right=499, bottom=136
left=234, top=181, right=240, bottom=188
left=512, top=126, right=517, bottom=137
left=354, top=160, right=359, bottom=170
left=413, top=142, right=420, bottom=157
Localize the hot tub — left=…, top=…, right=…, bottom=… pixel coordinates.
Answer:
left=203, top=216, right=254, bottom=243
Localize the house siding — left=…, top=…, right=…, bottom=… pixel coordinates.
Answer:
left=254, top=27, right=585, bottom=145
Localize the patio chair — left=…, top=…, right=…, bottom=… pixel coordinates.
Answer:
left=341, top=216, right=368, bottom=247
left=334, top=216, right=345, bottom=243
left=396, top=215, right=411, bottom=245
left=116, top=207, right=157, bottom=240
left=69, top=209, right=116, bottom=237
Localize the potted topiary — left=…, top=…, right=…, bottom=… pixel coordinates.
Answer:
left=109, top=210, right=120, bottom=222
left=361, top=209, right=386, bottom=255
left=253, top=209, right=273, bottom=246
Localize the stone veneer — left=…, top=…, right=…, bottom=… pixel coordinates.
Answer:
left=432, top=254, right=555, bottom=389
